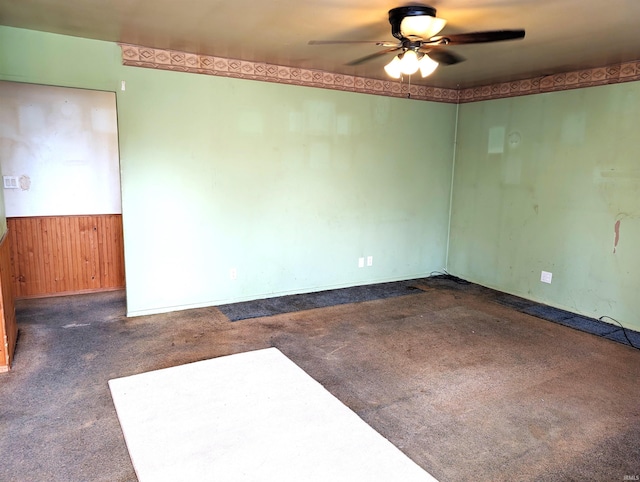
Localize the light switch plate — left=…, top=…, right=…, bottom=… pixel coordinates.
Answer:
left=3, top=176, right=18, bottom=189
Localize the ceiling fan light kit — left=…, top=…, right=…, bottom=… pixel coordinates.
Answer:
left=400, top=16, right=446, bottom=39
left=418, top=54, right=439, bottom=77
left=383, top=56, right=403, bottom=78
left=384, top=51, right=439, bottom=79
left=392, top=6, right=447, bottom=40
left=388, top=5, right=438, bottom=39
left=309, top=4, right=525, bottom=81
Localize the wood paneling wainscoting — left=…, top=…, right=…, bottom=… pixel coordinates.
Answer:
left=0, top=231, right=17, bottom=371
left=8, top=215, right=125, bottom=299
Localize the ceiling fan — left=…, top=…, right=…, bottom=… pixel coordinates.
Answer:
left=309, top=4, right=525, bottom=79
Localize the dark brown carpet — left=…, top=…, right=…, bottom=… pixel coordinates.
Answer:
left=1, top=278, right=639, bottom=481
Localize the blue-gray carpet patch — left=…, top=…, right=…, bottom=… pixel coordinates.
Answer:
left=218, top=280, right=423, bottom=322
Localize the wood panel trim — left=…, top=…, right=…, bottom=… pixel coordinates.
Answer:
left=8, top=215, right=125, bottom=299
left=16, top=286, right=124, bottom=300
left=0, top=231, right=17, bottom=371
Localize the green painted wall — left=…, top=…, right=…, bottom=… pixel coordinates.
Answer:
left=5, top=26, right=635, bottom=330
left=1, top=27, right=455, bottom=315
left=449, top=85, right=640, bottom=331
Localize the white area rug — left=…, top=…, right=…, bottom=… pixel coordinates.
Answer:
left=109, top=347, right=438, bottom=482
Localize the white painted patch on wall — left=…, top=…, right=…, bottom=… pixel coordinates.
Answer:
left=0, top=81, right=122, bottom=216
left=336, top=114, right=351, bottom=136
left=373, top=97, right=391, bottom=124
left=289, top=111, right=303, bottom=133
left=18, top=104, right=46, bottom=133
left=59, top=100, right=80, bottom=118
left=91, top=108, right=117, bottom=133
left=561, top=111, right=586, bottom=145
left=305, top=100, right=334, bottom=135
left=488, top=126, right=505, bottom=154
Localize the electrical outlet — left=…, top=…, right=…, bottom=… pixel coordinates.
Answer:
left=367, top=256, right=373, bottom=267
left=229, top=268, right=237, bottom=280
left=358, top=257, right=365, bottom=268
left=541, top=271, right=552, bottom=284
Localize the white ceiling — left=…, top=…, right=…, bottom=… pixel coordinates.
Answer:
left=2, top=0, right=640, bottom=88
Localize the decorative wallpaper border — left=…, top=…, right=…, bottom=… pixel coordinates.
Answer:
left=458, top=61, right=640, bottom=103
left=119, top=44, right=459, bottom=103
left=120, top=44, right=640, bottom=104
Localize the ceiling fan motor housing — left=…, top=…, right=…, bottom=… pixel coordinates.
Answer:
left=389, top=5, right=437, bottom=40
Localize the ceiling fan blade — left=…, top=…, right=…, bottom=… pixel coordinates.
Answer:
left=430, top=29, right=525, bottom=46
left=346, top=47, right=401, bottom=66
left=422, top=48, right=465, bottom=66
left=309, top=40, right=398, bottom=47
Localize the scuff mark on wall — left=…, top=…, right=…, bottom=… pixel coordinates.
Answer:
left=19, top=174, right=31, bottom=191
left=613, top=219, right=621, bottom=253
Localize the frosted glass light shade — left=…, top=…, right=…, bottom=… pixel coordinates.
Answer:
left=384, top=51, right=440, bottom=79
left=384, top=56, right=402, bottom=78
left=399, top=50, right=420, bottom=75
left=419, top=54, right=439, bottom=77
left=400, top=15, right=446, bottom=39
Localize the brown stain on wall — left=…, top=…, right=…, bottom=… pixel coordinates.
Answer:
left=613, top=220, right=621, bottom=254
